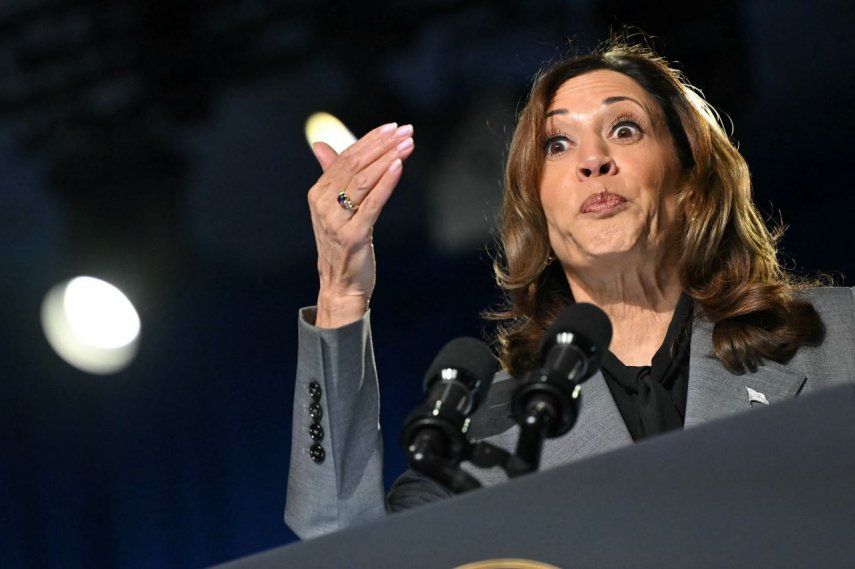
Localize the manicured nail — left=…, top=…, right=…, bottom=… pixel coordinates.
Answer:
left=396, top=137, right=413, bottom=152
left=379, top=122, right=397, bottom=134
left=389, top=158, right=402, bottom=172
left=393, top=124, right=413, bottom=138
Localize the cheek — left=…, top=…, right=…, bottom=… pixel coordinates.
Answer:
left=631, top=149, right=680, bottom=207
left=639, top=165, right=684, bottom=236
left=538, top=176, right=566, bottom=224
left=539, top=167, right=583, bottom=215
left=540, top=194, right=579, bottom=238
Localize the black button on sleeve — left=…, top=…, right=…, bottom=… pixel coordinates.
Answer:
left=309, top=422, right=324, bottom=442
left=309, top=402, right=323, bottom=421
left=309, top=443, right=326, bottom=464
left=308, top=381, right=322, bottom=402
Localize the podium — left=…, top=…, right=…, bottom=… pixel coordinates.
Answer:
left=215, top=385, right=855, bottom=568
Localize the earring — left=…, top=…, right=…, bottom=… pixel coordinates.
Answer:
left=541, top=252, right=556, bottom=271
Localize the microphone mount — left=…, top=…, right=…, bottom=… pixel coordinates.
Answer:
left=401, top=304, right=612, bottom=492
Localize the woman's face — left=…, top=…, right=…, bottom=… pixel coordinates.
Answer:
left=539, top=69, right=684, bottom=273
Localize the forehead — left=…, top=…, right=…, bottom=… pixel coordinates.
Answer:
left=547, top=69, right=653, bottom=114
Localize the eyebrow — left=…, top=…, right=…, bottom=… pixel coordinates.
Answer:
left=545, top=96, right=648, bottom=118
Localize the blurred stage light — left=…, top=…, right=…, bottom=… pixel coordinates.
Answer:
left=304, top=112, right=356, bottom=154
left=41, top=276, right=141, bottom=375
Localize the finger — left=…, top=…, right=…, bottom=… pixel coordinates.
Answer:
left=332, top=137, right=414, bottom=224
left=310, top=122, right=396, bottom=174
left=312, top=142, right=339, bottom=172
left=307, top=123, right=394, bottom=211
left=328, top=123, right=413, bottom=182
left=341, top=137, right=414, bottom=206
left=350, top=152, right=408, bottom=228
left=313, top=126, right=414, bottom=223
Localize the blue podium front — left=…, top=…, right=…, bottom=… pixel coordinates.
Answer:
left=216, top=385, right=855, bottom=569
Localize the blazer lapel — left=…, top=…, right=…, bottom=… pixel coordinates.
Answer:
left=685, top=318, right=808, bottom=428
left=463, top=370, right=631, bottom=484
left=541, top=371, right=633, bottom=468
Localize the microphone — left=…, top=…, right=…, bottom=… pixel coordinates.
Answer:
left=402, top=337, right=497, bottom=491
left=423, top=337, right=497, bottom=415
left=509, top=303, right=612, bottom=473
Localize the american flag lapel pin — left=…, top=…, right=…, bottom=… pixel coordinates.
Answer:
left=746, top=386, right=769, bottom=406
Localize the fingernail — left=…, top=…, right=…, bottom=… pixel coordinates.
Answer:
left=396, top=137, right=413, bottom=152
left=389, top=158, right=402, bottom=172
left=379, top=122, right=397, bottom=134
left=393, top=124, right=413, bottom=138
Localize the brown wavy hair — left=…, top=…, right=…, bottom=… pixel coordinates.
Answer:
left=486, top=37, right=825, bottom=377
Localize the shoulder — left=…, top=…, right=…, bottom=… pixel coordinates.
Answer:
left=798, top=286, right=855, bottom=330
left=800, top=286, right=855, bottom=309
left=790, top=287, right=855, bottom=384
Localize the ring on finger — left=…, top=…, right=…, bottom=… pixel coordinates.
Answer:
left=337, top=191, right=359, bottom=211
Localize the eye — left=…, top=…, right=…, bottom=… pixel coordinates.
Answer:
left=609, top=115, right=643, bottom=141
left=543, top=133, right=572, bottom=157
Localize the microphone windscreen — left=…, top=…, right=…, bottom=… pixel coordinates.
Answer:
left=543, top=302, right=613, bottom=354
left=423, top=337, right=498, bottom=397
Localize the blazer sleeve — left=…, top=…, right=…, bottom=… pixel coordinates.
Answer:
left=284, top=306, right=386, bottom=539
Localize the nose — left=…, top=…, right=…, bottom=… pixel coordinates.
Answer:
left=577, top=154, right=616, bottom=179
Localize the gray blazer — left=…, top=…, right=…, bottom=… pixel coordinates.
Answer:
left=285, top=287, right=855, bottom=539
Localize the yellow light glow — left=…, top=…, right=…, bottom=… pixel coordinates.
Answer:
left=41, top=276, right=141, bottom=375
left=304, top=112, right=356, bottom=154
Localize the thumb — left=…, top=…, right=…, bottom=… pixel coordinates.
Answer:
left=311, top=141, right=339, bottom=172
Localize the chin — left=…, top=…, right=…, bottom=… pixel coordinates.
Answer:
left=579, top=227, right=640, bottom=257
left=583, top=247, right=638, bottom=263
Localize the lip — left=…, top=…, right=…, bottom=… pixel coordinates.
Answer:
left=579, top=191, right=629, bottom=215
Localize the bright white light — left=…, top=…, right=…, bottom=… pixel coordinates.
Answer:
left=41, top=276, right=141, bottom=375
left=64, top=277, right=140, bottom=348
left=304, top=112, right=356, bottom=154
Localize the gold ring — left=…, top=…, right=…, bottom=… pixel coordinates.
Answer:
left=337, top=191, right=358, bottom=211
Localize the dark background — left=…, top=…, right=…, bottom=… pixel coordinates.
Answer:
left=0, top=1, right=852, bottom=567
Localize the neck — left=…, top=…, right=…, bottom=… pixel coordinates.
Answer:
left=564, top=261, right=682, bottom=366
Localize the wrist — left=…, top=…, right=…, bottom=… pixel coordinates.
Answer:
left=315, top=292, right=369, bottom=329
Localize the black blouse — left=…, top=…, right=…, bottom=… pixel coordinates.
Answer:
left=600, top=293, right=694, bottom=441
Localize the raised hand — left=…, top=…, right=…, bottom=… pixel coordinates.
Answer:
left=307, top=122, right=415, bottom=328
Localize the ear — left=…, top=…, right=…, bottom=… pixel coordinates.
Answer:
left=311, top=141, right=339, bottom=172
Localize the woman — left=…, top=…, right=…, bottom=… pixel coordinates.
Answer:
left=285, top=39, right=855, bottom=539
